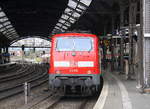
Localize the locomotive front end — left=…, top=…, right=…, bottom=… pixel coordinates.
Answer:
left=49, top=33, right=102, bottom=94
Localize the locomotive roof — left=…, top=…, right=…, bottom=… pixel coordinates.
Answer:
left=52, top=33, right=97, bottom=38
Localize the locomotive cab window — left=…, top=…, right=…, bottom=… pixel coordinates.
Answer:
left=56, top=37, right=93, bottom=51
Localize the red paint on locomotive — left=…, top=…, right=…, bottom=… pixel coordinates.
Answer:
left=49, top=32, right=102, bottom=93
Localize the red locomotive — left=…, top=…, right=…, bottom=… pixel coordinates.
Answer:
left=49, top=32, right=102, bottom=94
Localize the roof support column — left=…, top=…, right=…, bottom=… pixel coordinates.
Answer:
left=119, top=6, right=125, bottom=74
left=111, top=15, right=115, bottom=33
left=128, top=0, right=137, bottom=79
left=0, top=47, right=2, bottom=64
left=138, top=0, right=150, bottom=92
left=111, top=15, right=115, bottom=71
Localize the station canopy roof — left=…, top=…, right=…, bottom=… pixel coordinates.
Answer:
left=0, top=0, right=133, bottom=45
left=0, top=8, right=19, bottom=40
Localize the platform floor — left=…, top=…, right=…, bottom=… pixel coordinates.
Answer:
left=94, top=70, right=150, bottom=109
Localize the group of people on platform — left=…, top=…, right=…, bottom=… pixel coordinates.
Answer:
left=0, top=52, right=10, bottom=64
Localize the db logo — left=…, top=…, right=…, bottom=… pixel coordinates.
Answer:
left=70, top=61, right=77, bottom=67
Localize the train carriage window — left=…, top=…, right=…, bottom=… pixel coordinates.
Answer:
left=56, top=37, right=93, bottom=51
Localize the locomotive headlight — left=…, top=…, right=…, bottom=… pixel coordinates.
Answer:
left=78, top=61, right=94, bottom=67
left=87, top=70, right=92, bottom=74
left=54, top=61, right=70, bottom=67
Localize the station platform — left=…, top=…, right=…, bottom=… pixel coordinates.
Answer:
left=94, top=70, right=150, bottom=109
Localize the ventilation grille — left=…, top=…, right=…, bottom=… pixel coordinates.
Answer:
left=144, top=0, right=150, bottom=33
left=144, top=38, right=150, bottom=85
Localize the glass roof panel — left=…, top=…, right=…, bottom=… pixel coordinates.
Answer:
left=3, top=21, right=11, bottom=26
left=65, top=22, right=71, bottom=27
left=0, top=11, right=6, bottom=17
left=3, top=31, right=7, bottom=34
left=5, top=25, right=13, bottom=29
left=0, top=17, right=8, bottom=22
left=69, top=17, right=76, bottom=23
left=62, top=26, right=68, bottom=30
left=55, top=27, right=60, bottom=30
left=78, top=5, right=86, bottom=10
left=72, top=12, right=80, bottom=18
left=68, top=0, right=77, bottom=9
left=61, top=14, right=69, bottom=19
left=0, top=24, right=3, bottom=28
left=80, top=0, right=92, bottom=6
left=0, top=7, right=19, bottom=39
left=7, top=28, right=14, bottom=32
left=56, top=23, right=62, bottom=27
left=0, top=28, right=5, bottom=32
left=64, top=8, right=72, bottom=14
left=59, top=19, right=65, bottom=23
left=51, top=0, right=92, bottom=34
left=76, top=8, right=83, bottom=13
left=61, top=29, right=65, bottom=32
left=7, top=33, right=15, bottom=36
left=7, top=31, right=15, bottom=35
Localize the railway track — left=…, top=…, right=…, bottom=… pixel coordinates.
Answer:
left=0, top=63, right=101, bottom=109
left=0, top=64, right=21, bottom=74
left=0, top=64, right=48, bottom=100
left=27, top=91, right=64, bottom=109
left=26, top=91, right=99, bottom=109
left=47, top=96, right=98, bottom=109
left=0, top=64, right=33, bottom=82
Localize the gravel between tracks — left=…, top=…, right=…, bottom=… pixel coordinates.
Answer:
left=0, top=81, right=49, bottom=109
left=0, top=64, right=49, bottom=109
left=0, top=64, right=100, bottom=109
left=0, top=65, right=42, bottom=90
left=48, top=95, right=99, bottom=109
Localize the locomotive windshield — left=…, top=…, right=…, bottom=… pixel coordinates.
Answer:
left=56, top=37, right=93, bottom=51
